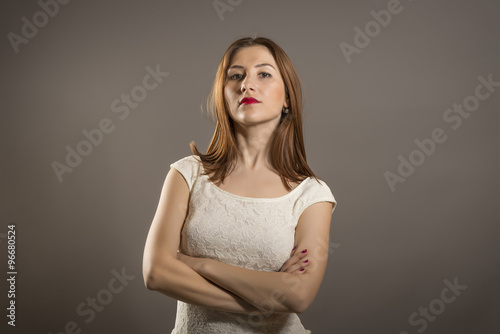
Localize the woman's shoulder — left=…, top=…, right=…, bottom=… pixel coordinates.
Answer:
left=171, top=154, right=201, bottom=165
left=299, top=176, right=332, bottom=193
left=294, top=176, right=337, bottom=213
left=169, top=155, right=202, bottom=191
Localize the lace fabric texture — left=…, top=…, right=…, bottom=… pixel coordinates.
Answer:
left=169, top=155, right=337, bottom=334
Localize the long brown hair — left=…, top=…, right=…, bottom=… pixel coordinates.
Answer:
left=189, top=36, right=319, bottom=191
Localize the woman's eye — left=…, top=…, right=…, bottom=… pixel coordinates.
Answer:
left=228, top=72, right=271, bottom=80
left=229, top=74, right=243, bottom=80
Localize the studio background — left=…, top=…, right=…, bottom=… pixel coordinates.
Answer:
left=1, top=0, right=499, bottom=333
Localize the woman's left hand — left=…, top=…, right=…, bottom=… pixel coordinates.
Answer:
left=279, top=246, right=309, bottom=274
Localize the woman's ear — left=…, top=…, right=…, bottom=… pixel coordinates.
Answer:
left=284, top=91, right=290, bottom=108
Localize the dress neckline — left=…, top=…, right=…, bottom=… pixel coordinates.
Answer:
left=197, top=159, right=309, bottom=202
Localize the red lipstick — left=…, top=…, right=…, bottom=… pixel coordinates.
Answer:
left=240, top=97, right=260, bottom=105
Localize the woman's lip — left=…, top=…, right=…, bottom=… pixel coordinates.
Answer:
left=240, top=97, right=260, bottom=105
left=241, top=100, right=260, bottom=105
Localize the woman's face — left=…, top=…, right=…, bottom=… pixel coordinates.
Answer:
left=224, top=45, right=289, bottom=128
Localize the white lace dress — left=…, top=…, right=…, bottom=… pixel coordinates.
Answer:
left=169, top=155, right=338, bottom=334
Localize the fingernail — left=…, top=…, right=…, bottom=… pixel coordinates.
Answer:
left=292, top=246, right=297, bottom=251
left=301, top=249, right=307, bottom=253
left=303, top=260, right=308, bottom=263
left=300, top=268, right=305, bottom=271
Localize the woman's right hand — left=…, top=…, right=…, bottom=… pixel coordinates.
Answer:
left=279, top=246, right=309, bottom=274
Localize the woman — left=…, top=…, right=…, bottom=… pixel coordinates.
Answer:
left=142, top=36, right=338, bottom=333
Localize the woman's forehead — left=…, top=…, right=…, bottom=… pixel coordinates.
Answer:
left=229, top=46, right=276, bottom=68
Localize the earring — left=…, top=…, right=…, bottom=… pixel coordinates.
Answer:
left=282, top=107, right=289, bottom=114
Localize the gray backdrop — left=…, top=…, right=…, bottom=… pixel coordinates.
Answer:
left=2, top=0, right=499, bottom=333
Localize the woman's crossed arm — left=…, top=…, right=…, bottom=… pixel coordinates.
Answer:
left=177, top=201, right=335, bottom=314
left=143, top=166, right=334, bottom=315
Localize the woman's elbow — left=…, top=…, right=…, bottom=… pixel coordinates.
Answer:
left=294, top=301, right=310, bottom=314
left=143, top=271, right=157, bottom=291
left=143, top=265, right=157, bottom=290
left=293, top=290, right=315, bottom=314
left=143, top=254, right=179, bottom=291
left=143, top=259, right=167, bottom=291
left=143, top=259, right=178, bottom=291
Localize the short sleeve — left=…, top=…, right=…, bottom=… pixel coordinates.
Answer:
left=294, top=178, right=338, bottom=220
left=169, top=155, right=200, bottom=192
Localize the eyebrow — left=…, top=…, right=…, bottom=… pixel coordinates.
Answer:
left=228, top=63, right=276, bottom=71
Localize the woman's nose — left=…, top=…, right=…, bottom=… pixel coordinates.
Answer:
left=241, top=76, right=255, bottom=92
